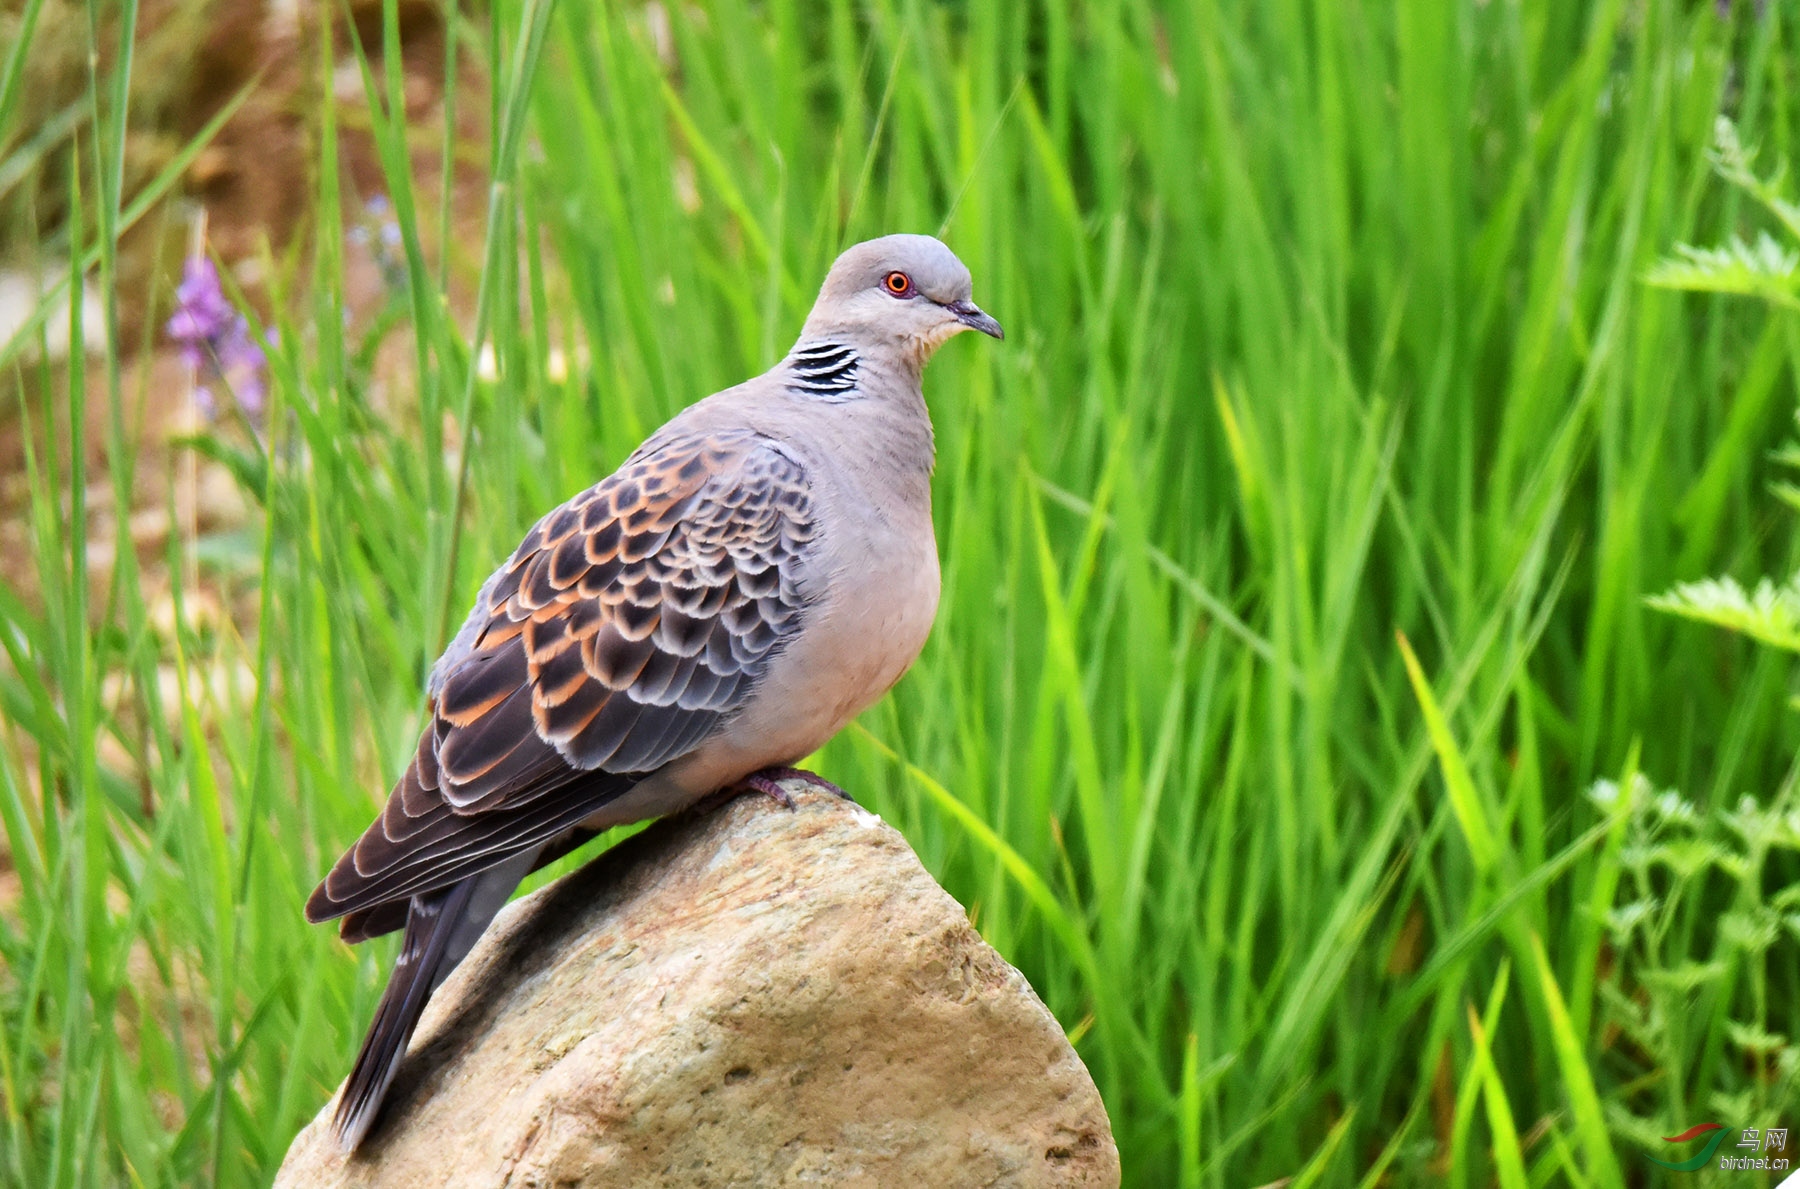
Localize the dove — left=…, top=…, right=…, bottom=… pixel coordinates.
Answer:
left=305, top=234, right=1002, bottom=1149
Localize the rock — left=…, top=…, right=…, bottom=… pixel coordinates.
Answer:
left=276, top=785, right=1119, bottom=1188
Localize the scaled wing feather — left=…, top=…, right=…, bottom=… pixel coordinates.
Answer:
left=306, top=429, right=814, bottom=930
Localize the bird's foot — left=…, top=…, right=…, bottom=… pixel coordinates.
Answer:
left=733, top=770, right=798, bottom=810
left=725, top=766, right=856, bottom=810
left=753, top=766, right=857, bottom=804
left=690, top=767, right=856, bottom=817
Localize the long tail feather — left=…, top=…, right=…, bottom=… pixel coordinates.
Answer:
left=336, top=823, right=606, bottom=944
left=331, top=849, right=538, bottom=1150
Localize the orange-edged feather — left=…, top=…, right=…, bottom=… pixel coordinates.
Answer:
left=305, top=428, right=815, bottom=933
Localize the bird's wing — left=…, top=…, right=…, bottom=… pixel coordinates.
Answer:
left=306, top=428, right=815, bottom=928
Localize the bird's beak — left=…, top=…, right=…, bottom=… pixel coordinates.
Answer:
left=945, top=299, right=1004, bottom=340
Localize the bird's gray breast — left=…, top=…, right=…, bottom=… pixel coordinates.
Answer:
left=762, top=434, right=938, bottom=727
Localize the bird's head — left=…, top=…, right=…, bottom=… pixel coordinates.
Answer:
left=800, top=234, right=1003, bottom=365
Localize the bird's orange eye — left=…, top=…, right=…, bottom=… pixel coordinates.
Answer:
left=883, top=271, right=913, bottom=296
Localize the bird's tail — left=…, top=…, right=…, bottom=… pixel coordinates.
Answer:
left=331, top=850, right=537, bottom=1150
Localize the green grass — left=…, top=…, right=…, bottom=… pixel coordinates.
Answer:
left=4, top=0, right=1800, bottom=1184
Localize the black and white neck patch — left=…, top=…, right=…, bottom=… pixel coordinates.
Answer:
left=788, top=341, right=861, bottom=400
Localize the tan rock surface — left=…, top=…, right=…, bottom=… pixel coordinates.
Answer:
left=276, top=784, right=1119, bottom=1188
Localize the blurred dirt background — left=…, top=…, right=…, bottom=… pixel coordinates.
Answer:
left=0, top=0, right=489, bottom=608
left=0, top=0, right=491, bottom=926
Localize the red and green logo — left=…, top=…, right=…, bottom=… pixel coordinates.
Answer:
left=1648, top=1124, right=1730, bottom=1172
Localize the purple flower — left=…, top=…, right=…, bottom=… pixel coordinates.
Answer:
left=166, top=255, right=268, bottom=424
left=166, top=257, right=234, bottom=354
left=349, top=195, right=408, bottom=292
left=217, top=319, right=268, bottom=417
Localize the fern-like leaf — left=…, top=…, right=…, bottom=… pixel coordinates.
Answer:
left=1646, top=574, right=1800, bottom=652
left=1642, top=233, right=1800, bottom=306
